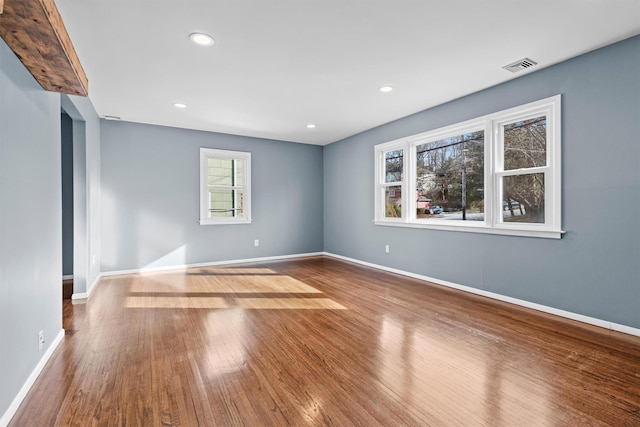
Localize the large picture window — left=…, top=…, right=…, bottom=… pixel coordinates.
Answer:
left=416, top=128, right=485, bottom=222
left=374, top=95, right=562, bottom=238
left=200, top=148, right=251, bottom=225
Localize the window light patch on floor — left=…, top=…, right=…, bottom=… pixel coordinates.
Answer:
left=123, top=267, right=344, bottom=309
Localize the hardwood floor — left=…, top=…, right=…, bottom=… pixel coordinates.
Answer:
left=62, top=279, right=73, bottom=300
left=9, top=256, right=640, bottom=426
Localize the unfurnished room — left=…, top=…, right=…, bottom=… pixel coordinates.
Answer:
left=1, top=1, right=639, bottom=426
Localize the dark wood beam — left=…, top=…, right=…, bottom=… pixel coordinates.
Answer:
left=0, top=0, right=88, bottom=96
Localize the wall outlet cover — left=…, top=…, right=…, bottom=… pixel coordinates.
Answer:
left=38, top=330, right=45, bottom=351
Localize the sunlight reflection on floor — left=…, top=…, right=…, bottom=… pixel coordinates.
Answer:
left=125, top=296, right=230, bottom=309
left=128, top=270, right=322, bottom=294
left=123, top=267, right=344, bottom=309
left=237, top=298, right=346, bottom=310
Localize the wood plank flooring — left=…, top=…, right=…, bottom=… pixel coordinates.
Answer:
left=9, top=256, right=640, bottom=426
left=62, top=278, right=73, bottom=300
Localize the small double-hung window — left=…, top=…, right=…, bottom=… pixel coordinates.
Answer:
left=495, top=106, right=558, bottom=228
left=200, top=148, right=251, bottom=225
left=380, top=145, right=404, bottom=220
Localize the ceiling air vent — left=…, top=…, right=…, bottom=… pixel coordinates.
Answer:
left=502, top=58, right=538, bottom=73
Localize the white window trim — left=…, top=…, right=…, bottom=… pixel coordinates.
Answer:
left=374, top=140, right=406, bottom=224
left=374, top=95, right=564, bottom=239
left=200, top=148, right=252, bottom=225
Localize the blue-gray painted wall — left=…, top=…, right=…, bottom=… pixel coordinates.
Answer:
left=61, top=112, right=74, bottom=277
left=324, top=35, right=640, bottom=329
left=100, top=121, right=324, bottom=272
left=0, top=39, right=63, bottom=419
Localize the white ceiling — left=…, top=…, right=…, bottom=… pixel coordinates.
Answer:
left=55, top=0, right=640, bottom=145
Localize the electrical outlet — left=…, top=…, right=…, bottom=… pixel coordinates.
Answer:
left=254, top=239, right=259, bottom=247
left=385, top=245, right=390, bottom=253
left=38, top=330, right=45, bottom=351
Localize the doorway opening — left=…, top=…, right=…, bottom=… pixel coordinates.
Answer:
left=61, top=110, right=74, bottom=299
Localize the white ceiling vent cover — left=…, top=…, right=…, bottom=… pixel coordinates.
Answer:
left=502, top=58, right=538, bottom=73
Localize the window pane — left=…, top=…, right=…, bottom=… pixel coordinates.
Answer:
left=384, top=185, right=402, bottom=218
left=208, top=189, right=244, bottom=218
left=208, top=158, right=242, bottom=186
left=416, top=131, right=484, bottom=221
left=235, top=161, right=243, bottom=185
left=385, top=150, right=403, bottom=183
left=502, top=173, right=544, bottom=223
left=504, top=116, right=546, bottom=170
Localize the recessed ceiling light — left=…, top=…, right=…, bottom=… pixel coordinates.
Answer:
left=306, top=123, right=316, bottom=129
left=104, top=115, right=121, bottom=121
left=173, top=103, right=187, bottom=108
left=189, top=33, right=214, bottom=46
left=379, top=86, right=394, bottom=93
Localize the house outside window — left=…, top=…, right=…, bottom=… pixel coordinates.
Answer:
left=200, top=148, right=251, bottom=225
left=374, top=95, right=563, bottom=239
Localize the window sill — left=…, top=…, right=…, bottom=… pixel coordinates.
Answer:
left=200, top=219, right=252, bottom=225
left=373, top=220, right=565, bottom=239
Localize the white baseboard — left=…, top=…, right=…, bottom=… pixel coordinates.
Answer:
left=0, top=329, right=65, bottom=427
left=87, top=273, right=101, bottom=298
left=324, top=252, right=640, bottom=338
left=100, top=252, right=325, bottom=277
left=62, top=275, right=73, bottom=280
left=71, top=273, right=103, bottom=300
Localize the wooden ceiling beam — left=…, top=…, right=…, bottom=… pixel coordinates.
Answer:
left=0, top=0, right=88, bottom=96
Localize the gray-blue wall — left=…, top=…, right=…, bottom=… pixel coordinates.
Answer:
left=324, top=35, right=640, bottom=329
left=0, top=39, right=63, bottom=419
left=101, top=121, right=324, bottom=272
left=61, top=112, right=74, bottom=277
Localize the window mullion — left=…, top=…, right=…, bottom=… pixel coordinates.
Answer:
left=406, top=142, right=416, bottom=222
left=486, top=121, right=497, bottom=227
